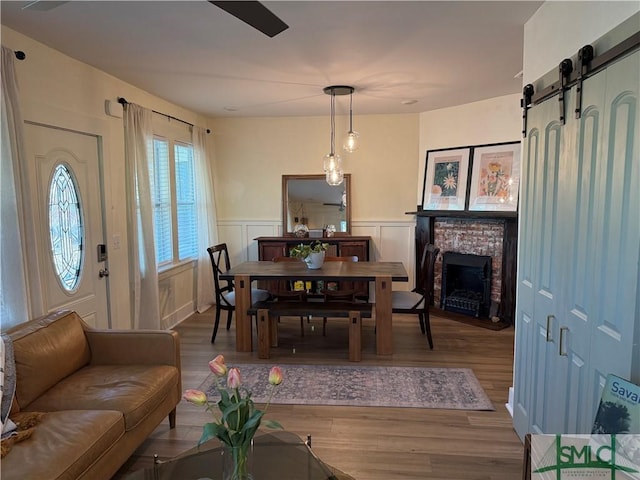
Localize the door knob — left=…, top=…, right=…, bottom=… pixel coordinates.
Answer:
left=99, top=268, right=109, bottom=278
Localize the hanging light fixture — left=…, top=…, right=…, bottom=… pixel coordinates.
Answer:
left=342, top=88, right=360, bottom=153
left=323, top=85, right=355, bottom=185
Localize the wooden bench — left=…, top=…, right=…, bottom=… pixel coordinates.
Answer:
left=248, top=301, right=373, bottom=362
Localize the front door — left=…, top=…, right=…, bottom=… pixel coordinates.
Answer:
left=23, top=123, right=109, bottom=328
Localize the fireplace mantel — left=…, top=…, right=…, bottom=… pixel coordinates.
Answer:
left=405, top=210, right=517, bottom=219
left=407, top=210, right=518, bottom=325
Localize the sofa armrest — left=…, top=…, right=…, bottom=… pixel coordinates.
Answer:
left=85, top=329, right=181, bottom=368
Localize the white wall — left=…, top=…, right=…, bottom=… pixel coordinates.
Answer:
left=523, top=1, right=640, bottom=84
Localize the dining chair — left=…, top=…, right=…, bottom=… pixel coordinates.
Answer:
left=207, top=243, right=271, bottom=343
left=271, top=256, right=308, bottom=335
left=320, top=255, right=361, bottom=336
left=391, top=244, right=440, bottom=349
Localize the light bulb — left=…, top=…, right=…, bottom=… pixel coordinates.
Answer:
left=323, top=152, right=342, bottom=172
left=343, top=131, right=360, bottom=153
left=326, top=167, right=344, bottom=186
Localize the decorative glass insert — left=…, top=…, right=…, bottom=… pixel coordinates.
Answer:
left=49, top=164, right=84, bottom=291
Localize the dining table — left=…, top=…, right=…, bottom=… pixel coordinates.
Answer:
left=220, top=260, right=409, bottom=355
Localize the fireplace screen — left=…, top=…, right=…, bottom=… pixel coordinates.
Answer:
left=441, top=252, right=492, bottom=318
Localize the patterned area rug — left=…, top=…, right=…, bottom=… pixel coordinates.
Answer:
left=200, top=364, right=494, bottom=411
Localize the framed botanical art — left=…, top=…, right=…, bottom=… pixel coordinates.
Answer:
left=421, top=147, right=471, bottom=211
left=468, top=141, right=521, bottom=212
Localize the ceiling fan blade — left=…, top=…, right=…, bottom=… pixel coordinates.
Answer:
left=22, top=1, right=69, bottom=11
left=209, top=1, right=288, bottom=38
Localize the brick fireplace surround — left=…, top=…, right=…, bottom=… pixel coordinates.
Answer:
left=413, top=213, right=518, bottom=324
left=433, top=219, right=505, bottom=309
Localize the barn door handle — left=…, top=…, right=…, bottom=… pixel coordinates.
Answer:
left=546, top=315, right=555, bottom=342
left=559, top=327, right=569, bottom=356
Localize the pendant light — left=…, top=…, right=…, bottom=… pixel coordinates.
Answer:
left=323, top=86, right=342, bottom=184
left=342, top=88, right=360, bottom=153
left=323, top=85, right=359, bottom=185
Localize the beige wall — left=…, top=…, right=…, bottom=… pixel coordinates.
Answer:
left=209, top=113, right=420, bottom=224
left=417, top=94, right=522, bottom=205
left=2, top=25, right=523, bottom=329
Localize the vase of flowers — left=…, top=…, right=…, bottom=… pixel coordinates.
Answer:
left=290, top=240, right=329, bottom=269
left=183, top=356, right=283, bottom=480
left=222, top=443, right=253, bottom=480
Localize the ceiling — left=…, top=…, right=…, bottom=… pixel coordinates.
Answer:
left=0, top=1, right=543, bottom=118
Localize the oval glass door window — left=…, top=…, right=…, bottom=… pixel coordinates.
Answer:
left=48, top=163, right=84, bottom=291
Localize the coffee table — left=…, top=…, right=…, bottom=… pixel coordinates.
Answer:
left=124, top=431, right=348, bottom=480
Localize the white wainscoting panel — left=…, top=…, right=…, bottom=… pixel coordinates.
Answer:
left=170, top=219, right=416, bottom=327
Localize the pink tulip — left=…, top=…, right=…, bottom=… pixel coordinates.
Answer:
left=183, top=389, right=207, bottom=406
left=227, top=367, right=241, bottom=389
left=209, top=355, right=227, bottom=377
left=268, top=366, right=283, bottom=385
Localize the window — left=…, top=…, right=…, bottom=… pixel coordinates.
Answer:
left=152, top=137, right=198, bottom=267
left=48, top=163, right=84, bottom=291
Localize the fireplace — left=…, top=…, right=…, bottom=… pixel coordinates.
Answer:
left=413, top=214, right=517, bottom=324
left=441, top=252, right=492, bottom=318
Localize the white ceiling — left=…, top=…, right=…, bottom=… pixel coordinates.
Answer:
left=0, top=1, right=543, bottom=118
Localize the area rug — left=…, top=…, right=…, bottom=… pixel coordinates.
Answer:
left=199, top=364, right=494, bottom=411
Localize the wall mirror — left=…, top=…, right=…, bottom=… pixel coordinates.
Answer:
left=282, top=174, right=351, bottom=234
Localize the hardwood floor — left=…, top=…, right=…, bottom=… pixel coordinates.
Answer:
left=115, top=310, right=524, bottom=479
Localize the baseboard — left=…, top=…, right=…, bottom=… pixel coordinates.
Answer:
left=505, top=386, right=514, bottom=417
left=164, top=302, right=195, bottom=329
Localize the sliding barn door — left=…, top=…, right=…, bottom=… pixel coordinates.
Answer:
left=513, top=49, right=639, bottom=439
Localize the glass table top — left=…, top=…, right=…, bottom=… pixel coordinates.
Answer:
left=124, top=431, right=339, bottom=480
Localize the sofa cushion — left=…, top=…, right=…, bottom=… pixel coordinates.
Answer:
left=1, top=409, right=124, bottom=480
left=8, top=310, right=90, bottom=409
left=25, top=364, right=179, bottom=431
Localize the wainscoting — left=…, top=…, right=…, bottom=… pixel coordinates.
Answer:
left=160, top=219, right=418, bottom=329
left=217, top=219, right=417, bottom=292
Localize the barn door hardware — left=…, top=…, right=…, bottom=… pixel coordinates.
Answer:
left=528, top=31, right=639, bottom=108
left=521, top=84, right=534, bottom=138
left=558, top=59, right=573, bottom=124
left=574, top=45, right=594, bottom=119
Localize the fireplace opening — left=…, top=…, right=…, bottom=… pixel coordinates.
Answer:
left=441, top=252, right=492, bottom=318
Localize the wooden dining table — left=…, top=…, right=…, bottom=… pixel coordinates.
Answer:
left=220, top=260, right=409, bottom=355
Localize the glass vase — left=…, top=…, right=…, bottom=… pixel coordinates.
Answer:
left=222, top=443, right=254, bottom=480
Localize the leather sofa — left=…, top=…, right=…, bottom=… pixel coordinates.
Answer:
left=2, top=310, right=182, bottom=480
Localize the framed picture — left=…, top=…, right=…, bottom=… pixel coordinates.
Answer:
left=468, top=141, right=521, bottom=212
left=422, top=147, right=471, bottom=211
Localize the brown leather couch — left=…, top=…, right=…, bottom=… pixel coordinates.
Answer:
left=2, top=310, right=182, bottom=480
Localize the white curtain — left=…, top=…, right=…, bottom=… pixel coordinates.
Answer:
left=0, top=46, right=34, bottom=329
left=123, top=103, right=161, bottom=329
left=192, top=126, right=217, bottom=312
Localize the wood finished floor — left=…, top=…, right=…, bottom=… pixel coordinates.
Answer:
left=114, top=310, right=524, bottom=480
